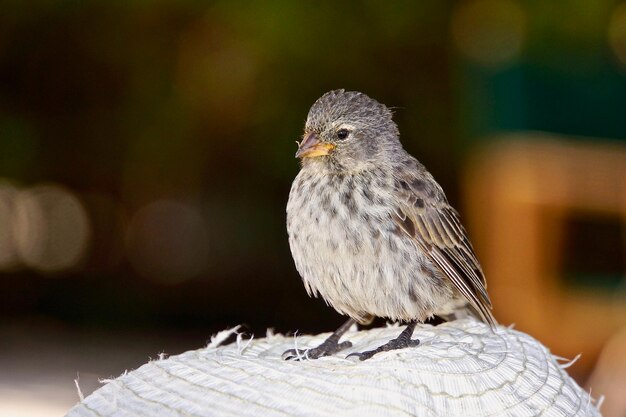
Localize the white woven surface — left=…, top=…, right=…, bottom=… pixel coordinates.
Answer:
left=66, top=320, right=601, bottom=417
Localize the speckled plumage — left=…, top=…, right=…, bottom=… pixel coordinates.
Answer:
left=287, top=90, right=496, bottom=328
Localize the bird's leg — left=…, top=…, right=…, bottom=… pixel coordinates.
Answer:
left=283, top=318, right=355, bottom=360
left=347, top=321, right=420, bottom=361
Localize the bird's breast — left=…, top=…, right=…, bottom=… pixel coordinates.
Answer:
left=287, top=170, right=396, bottom=259
left=287, top=169, right=447, bottom=321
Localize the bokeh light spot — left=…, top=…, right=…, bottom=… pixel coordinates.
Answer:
left=608, top=2, right=626, bottom=70
left=125, top=200, right=209, bottom=284
left=13, top=184, right=91, bottom=273
left=451, top=0, right=527, bottom=68
left=175, top=15, right=259, bottom=129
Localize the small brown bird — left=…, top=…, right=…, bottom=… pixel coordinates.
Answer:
left=284, top=90, right=496, bottom=361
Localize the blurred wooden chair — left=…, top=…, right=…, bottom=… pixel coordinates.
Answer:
left=463, top=134, right=626, bottom=378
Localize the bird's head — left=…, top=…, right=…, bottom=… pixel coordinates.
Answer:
left=296, top=90, right=401, bottom=173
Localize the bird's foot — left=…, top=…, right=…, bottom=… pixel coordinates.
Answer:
left=347, top=321, right=419, bottom=361
left=283, top=338, right=352, bottom=360
left=283, top=318, right=355, bottom=361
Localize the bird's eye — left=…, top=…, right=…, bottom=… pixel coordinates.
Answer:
left=336, top=129, right=349, bottom=140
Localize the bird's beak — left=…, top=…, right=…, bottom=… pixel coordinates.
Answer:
left=295, top=132, right=335, bottom=159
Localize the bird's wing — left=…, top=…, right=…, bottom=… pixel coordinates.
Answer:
left=391, top=163, right=496, bottom=327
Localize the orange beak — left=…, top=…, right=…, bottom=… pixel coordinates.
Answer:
left=295, top=132, right=336, bottom=159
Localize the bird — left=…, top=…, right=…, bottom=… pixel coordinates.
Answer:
left=284, top=90, right=496, bottom=361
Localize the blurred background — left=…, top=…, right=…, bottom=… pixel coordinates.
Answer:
left=1, top=1, right=625, bottom=416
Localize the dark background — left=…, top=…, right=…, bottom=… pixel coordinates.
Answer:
left=1, top=1, right=625, bottom=415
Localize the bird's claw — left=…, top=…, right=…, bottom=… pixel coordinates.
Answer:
left=283, top=340, right=352, bottom=361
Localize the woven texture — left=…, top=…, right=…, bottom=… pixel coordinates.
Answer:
left=66, top=320, right=601, bottom=417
